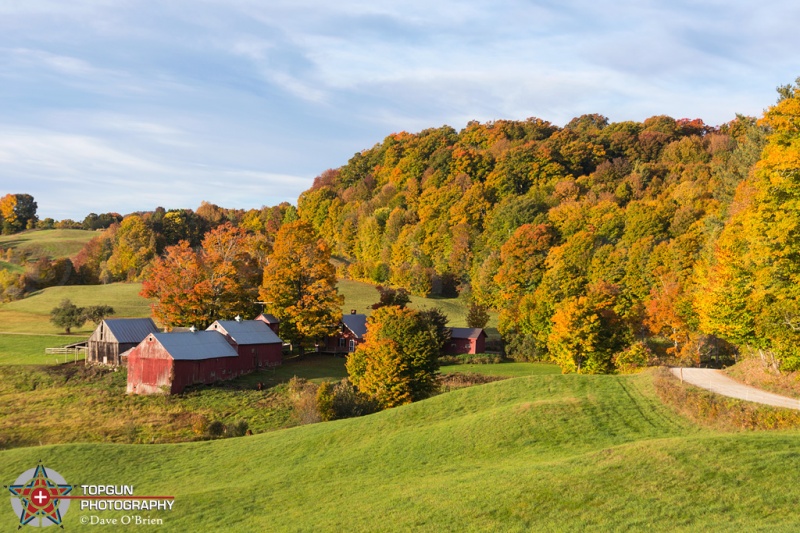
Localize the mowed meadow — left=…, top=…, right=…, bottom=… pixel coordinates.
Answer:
left=2, top=371, right=800, bottom=531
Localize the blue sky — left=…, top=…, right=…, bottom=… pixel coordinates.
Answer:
left=1, top=1, right=798, bottom=220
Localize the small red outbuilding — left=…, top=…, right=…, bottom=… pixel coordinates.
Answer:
left=444, top=328, right=487, bottom=355
left=127, top=330, right=247, bottom=395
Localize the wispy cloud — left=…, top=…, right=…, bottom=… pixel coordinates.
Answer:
left=1, top=1, right=799, bottom=219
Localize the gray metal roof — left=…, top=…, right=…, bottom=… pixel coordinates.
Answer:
left=449, top=327, right=485, bottom=339
left=152, top=331, right=239, bottom=361
left=207, top=320, right=282, bottom=345
left=257, top=313, right=280, bottom=324
left=342, top=314, right=368, bottom=339
left=103, top=318, right=159, bottom=343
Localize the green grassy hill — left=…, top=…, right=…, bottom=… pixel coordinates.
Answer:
left=337, top=279, right=497, bottom=329
left=0, top=229, right=96, bottom=259
left=3, top=372, right=799, bottom=531
left=0, top=282, right=150, bottom=335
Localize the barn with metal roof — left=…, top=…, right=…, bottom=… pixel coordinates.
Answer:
left=86, top=318, right=160, bottom=366
left=126, top=330, right=255, bottom=395
left=444, top=327, right=487, bottom=355
left=207, top=317, right=283, bottom=368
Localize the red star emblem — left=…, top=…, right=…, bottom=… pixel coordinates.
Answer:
left=8, top=465, right=72, bottom=528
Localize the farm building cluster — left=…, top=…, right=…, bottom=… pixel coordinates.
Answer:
left=85, top=310, right=485, bottom=395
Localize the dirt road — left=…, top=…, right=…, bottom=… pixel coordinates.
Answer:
left=670, top=367, right=800, bottom=411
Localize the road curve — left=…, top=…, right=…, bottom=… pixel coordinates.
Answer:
left=670, top=367, right=800, bottom=411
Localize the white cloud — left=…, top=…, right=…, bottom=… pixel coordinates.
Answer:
left=1, top=0, right=799, bottom=219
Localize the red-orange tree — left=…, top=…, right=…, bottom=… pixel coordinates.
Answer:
left=141, top=223, right=262, bottom=329
left=259, top=220, right=342, bottom=352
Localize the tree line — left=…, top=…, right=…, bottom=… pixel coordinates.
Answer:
left=295, top=79, right=800, bottom=373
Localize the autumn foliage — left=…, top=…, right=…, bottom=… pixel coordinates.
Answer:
left=259, top=220, right=343, bottom=351
left=141, top=223, right=263, bottom=329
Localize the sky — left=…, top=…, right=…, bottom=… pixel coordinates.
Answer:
left=1, top=1, right=799, bottom=220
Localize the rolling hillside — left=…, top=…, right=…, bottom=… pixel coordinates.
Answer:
left=2, top=372, right=799, bottom=531
left=0, top=229, right=95, bottom=259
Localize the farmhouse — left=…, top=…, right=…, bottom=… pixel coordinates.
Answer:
left=323, top=311, right=367, bottom=354
left=127, top=330, right=251, bottom=395
left=444, top=328, right=487, bottom=355
left=206, top=317, right=283, bottom=368
left=86, top=318, right=160, bottom=366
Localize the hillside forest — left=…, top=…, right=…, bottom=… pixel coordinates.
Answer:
left=2, top=78, right=800, bottom=375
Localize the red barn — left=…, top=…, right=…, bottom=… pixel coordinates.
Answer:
left=127, top=331, right=249, bottom=395
left=206, top=318, right=283, bottom=368
left=323, top=312, right=367, bottom=354
left=444, top=328, right=487, bottom=355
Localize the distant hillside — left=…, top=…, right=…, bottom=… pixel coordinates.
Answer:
left=297, top=113, right=767, bottom=367
left=3, top=372, right=800, bottom=530
left=0, top=229, right=96, bottom=260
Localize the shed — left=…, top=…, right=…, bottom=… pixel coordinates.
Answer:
left=324, top=311, right=367, bottom=354
left=126, top=331, right=250, bottom=395
left=444, top=328, right=487, bottom=355
left=87, top=318, right=160, bottom=366
left=207, top=318, right=283, bottom=368
left=255, top=313, right=280, bottom=335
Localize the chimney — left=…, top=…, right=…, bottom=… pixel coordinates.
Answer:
left=351, top=309, right=356, bottom=314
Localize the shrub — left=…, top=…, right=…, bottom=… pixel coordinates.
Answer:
left=331, top=380, right=378, bottom=419
left=287, top=377, right=321, bottom=425
left=191, top=414, right=209, bottom=436
left=206, top=420, right=225, bottom=438
left=438, top=372, right=505, bottom=392
left=316, top=381, right=336, bottom=421
left=614, top=342, right=654, bottom=374
left=225, top=420, right=249, bottom=437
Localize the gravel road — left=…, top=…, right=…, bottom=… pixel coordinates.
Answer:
left=670, top=367, right=800, bottom=410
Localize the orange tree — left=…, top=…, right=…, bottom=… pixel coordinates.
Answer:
left=259, top=220, right=342, bottom=352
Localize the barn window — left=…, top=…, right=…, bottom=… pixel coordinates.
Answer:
left=338, top=338, right=346, bottom=348
left=349, top=339, right=356, bottom=352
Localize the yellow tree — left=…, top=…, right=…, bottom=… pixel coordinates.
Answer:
left=259, top=220, right=342, bottom=352
left=106, top=215, right=155, bottom=280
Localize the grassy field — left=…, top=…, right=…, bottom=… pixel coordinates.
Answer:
left=439, top=362, right=561, bottom=376
left=337, top=278, right=498, bottom=329
left=0, top=283, right=150, bottom=335
left=0, top=334, right=85, bottom=365
left=0, top=356, right=557, bottom=448
left=3, top=371, right=800, bottom=530
left=0, top=229, right=96, bottom=259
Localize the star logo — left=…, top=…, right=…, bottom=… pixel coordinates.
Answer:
left=6, top=463, right=72, bottom=529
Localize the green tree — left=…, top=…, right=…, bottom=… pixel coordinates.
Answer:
left=259, top=221, right=343, bottom=353
left=50, top=299, right=86, bottom=334
left=82, top=305, right=115, bottom=325
left=466, top=302, right=490, bottom=329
